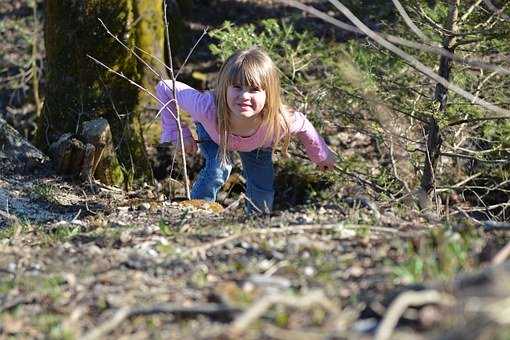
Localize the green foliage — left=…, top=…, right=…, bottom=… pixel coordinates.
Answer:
left=208, top=19, right=350, bottom=128
left=31, top=183, right=57, bottom=204
left=209, top=19, right=325, bottom=84
left=158, top=219, right=175, bottom=237
left=392, top=225, right=483, bottom=283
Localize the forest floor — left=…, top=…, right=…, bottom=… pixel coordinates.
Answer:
left=1, top=0, right=510, bottom=339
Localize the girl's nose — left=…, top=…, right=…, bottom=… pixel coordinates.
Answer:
left=240, top=90, right=251, bottom=98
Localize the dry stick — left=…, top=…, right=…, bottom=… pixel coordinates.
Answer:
left=391, top=0, right=429, bottom=42
left=229, top=290, right=340, bottom=336
left=326, top=0, right=510, bottom=116
left=492, top=241, right=510, bottom=266
left=92, top=19, right=196, bottom=193
left=163, top=0, right=190, bottom=199
left=374, top=290, right=454, bottom=340
left=278, top=0, right=510, bottom=77
left=79, top=303, right=240, bottom=340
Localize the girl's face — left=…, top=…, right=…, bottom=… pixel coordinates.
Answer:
left=226, top=83, right=266, bottom=120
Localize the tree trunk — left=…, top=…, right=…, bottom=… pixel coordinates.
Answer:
left=420, top=0, right=460, bottom=195
left=37, top=0, right=164, bottom=186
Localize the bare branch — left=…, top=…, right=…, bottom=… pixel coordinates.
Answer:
left=176, top=27, right=210, bottom=79
left=98, top=18, right=163, bottom=81
left=459, top=0, right=484, bottom=24
left=278, top=0, right=510, bottom=76
left=325, top=0, right=510, bottom=116
left=391, top=0, right=429, bottom=42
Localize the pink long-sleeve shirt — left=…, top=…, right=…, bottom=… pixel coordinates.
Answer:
left=157, top=80, right=330, bottom=165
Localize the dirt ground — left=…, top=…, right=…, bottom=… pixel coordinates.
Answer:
left=1, top=0, right=510, bottom=339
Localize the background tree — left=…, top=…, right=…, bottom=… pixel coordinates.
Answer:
left=37, top=0, right=165, bottom=185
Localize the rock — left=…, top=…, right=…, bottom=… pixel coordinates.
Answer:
left=0, top=117, right=48, bottom=174
left=138, top=202, right=151, bottom=211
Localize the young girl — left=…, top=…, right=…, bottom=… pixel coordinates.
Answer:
left=157, top=47, right=336, bottom=213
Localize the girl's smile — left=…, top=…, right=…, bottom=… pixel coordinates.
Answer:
left=227, top=84, right=266, bottom=119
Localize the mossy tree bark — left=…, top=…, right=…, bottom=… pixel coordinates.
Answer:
left=38, top=0, right=165, bottom=186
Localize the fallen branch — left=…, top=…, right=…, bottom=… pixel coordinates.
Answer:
left=374, top=290, right=454, bottom=340
left=229, top=290, right=341, bottom=337
left=0, top=296, right=37, bottom=313
left=492, top=241, right=510, bottom=266
left=79, top=303, right=240, bottom=340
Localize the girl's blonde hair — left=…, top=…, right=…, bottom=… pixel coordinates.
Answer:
left=215, top=47, right=290, bottom=164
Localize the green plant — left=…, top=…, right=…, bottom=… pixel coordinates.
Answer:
left=392, top=225, right=483, bottom=283
left=31, top=183, right=57, bottom=203
left=158, top=219, right=174, bottom=237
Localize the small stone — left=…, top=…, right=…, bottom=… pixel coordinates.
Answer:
left=349, top=265, right=364, bottom=278
left=120, top=230, right=132, bottom=244
left=249, top=275, right=291, bottom=290
left=88, top=245, right=102, bottom=255
left=138, top=202, right=151, bottom=211
left=304, top=266, right=315, bottom=276
left=296, top=215, right=313, bottom=224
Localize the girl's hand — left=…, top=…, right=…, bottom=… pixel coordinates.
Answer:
left=317, top=147, right=337, bottom=171
left=176, top=137, right=198, bottom=155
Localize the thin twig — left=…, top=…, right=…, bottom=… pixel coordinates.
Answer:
left=163, top=0, right=190, bottom=199
left=98, top=18, right=163, bottom=81
left=175, top=27, right=210, bottom=79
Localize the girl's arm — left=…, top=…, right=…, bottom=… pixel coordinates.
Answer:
left=289, top=110, right=336, bottom=169
left=156, top=80, right=214, bottom=144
